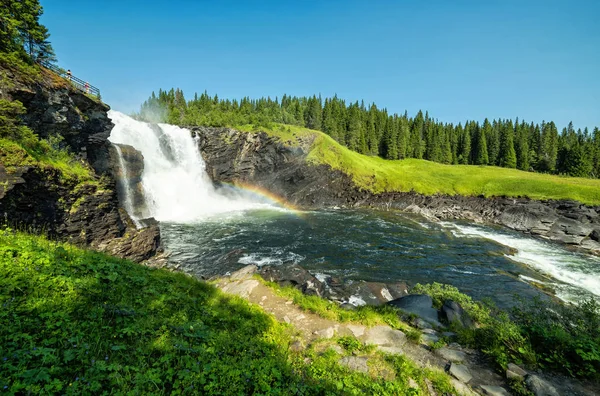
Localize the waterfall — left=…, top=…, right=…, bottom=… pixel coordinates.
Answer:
left=107, top=111, right=264, bottom=222
left=113, top=144, right=142, bottom=228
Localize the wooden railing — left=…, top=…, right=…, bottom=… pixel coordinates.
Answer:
left=38, top=60, right=101, bottom=99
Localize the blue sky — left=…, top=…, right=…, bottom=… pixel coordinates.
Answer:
left=41, top=0, right=599, bottom=130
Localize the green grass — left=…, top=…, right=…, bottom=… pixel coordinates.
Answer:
left=0, top=231, right=457, bottom=394
left=241, top=123, right=600, bottom=205
left=0, top=137, right=93, bottom=183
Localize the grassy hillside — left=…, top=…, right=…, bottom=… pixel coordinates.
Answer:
left=0, top=231, right=455, bottom=394
left=241, top=123, right=600, bottom=205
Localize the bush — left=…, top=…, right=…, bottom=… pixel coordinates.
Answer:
left=413, top=282, right=600, bottom=379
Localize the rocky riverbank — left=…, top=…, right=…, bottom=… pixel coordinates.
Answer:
left=194, top=126, right=600, bottom=256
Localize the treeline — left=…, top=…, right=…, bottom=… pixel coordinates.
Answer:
left=139, top=89, right=600, bottom=178
left=0, top=0, right=55, bottom=62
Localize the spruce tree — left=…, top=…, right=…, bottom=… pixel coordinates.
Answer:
left=498, top=121, right=517, bottom=168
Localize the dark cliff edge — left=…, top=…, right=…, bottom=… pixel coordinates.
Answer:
left=0, top=67, right=159, bottom=262
left=194, top=126, right=600, bottom=257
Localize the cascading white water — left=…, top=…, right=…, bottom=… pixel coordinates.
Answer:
left=107, top=111, right=267, bottom=222
left=113, top=144, right=142, bottom=228
left=443, top=222, right=600, bottom=302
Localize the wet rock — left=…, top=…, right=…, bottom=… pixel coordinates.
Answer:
left=259, top=264, right=325, bottom=297
left=103, top=219, right=161, bottom=262
left=440, top=300, right=474, bottom=328
left=525, top=374, right=560, bottom=396
left=448, top=363, right=472, bottom=383
left=387, top=294, right=442, bottom=327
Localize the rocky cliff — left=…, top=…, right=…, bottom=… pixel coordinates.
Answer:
left=195, top=126, right=600, bottom=256
left=0, top=65, right=159, bottom=262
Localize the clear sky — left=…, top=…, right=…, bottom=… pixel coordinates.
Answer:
left=41, top=0, right=599, bottom=130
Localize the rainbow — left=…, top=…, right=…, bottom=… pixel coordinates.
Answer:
left=219, top=181, right=305, bottom=217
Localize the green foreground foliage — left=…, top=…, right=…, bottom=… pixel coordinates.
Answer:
left=0, top=231, right=456, bottom=395
left=140, top=89, right=600, bottom=179
left=413, top=283, right=600, bottom=379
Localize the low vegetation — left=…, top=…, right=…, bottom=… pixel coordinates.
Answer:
left=0, top=231, right=457, bottom=394
left=0, top=100, right=93, bottom=182
left=413, top=283, right=600, bottom=379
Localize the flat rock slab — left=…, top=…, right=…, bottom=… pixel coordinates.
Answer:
left=507, top=363, right=527, bottom=377
left=221, top=279, right=259, bottom=298
left=434, top=347, right=466, bottom=363
left=314, top=327, right=335, bottom=339
left=346, top=324, right=366, bottom=337
left=480, top=385, right=511, bottom=396
left=339, top=356, right=369, bottom=373
left=363, top=325, right=406, bottom=347
left=449, top=363, right=472, bottom=383
left=229, top=264, right=257, bottom=281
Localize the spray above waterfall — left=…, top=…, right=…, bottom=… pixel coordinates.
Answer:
left=107, top=111, right=278, bottom=222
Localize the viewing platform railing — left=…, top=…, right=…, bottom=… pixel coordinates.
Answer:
left=38, top=60, right=101, bottom=99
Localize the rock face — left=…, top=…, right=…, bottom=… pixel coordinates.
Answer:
left=0, top=66, right=159, bottom=262
left=194, top=126, right=600, bottom=256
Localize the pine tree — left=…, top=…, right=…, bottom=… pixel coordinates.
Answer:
left=515, top=120, right=529, bottom=170
left=473, top=122, right=489, bottom=165
left=498, top=120, right=517, bottom=168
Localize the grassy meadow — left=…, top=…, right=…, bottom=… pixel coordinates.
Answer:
left=243, top=123, right=600, bottom=205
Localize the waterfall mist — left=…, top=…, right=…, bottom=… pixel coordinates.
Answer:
left=107, top=111, right=267, bottom=222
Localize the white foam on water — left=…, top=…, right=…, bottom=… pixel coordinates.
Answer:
left=238, top=253, right=282, bottom=267
left=348, top=295, right=367, bottom=307
left=108, top=111, right=272, bottom=222
left=443, top=222, right=600, bottom=301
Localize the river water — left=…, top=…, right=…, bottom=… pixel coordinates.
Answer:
left=108, top=111, right=600, bottom=309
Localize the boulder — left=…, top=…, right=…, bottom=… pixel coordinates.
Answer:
left=440, top=300, right=474, bottom=328
left=259, top=264, right=325, bottom=297
left=506, top=363, right=527, bottom=381
left=434, top=347, right=466, bottom=363
left=448, top=363, right=472, bottom=383
left=591, top=228, right=600, bottom=242
left=525, top=374, right=560, bottom=396
left=387, top=294, right=442, bottom=327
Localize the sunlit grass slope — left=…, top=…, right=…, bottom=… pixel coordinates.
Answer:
left=242, top=123, right=600, bottom=205
left=0, top=231, right=455, bottom=394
